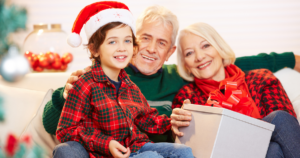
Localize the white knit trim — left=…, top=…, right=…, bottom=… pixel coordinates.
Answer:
left=84, top=8, right=136, bottom=40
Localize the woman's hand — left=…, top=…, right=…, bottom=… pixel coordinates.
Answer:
left=171, top=99, right=192, bottom=137
left=109, top=140, right=130, bottom=158
left=63, top=66, right=91, bottom=99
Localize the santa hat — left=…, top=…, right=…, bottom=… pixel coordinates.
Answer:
left=67, top=1, right=136, bottom=47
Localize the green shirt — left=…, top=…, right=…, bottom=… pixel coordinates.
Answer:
left=43, top=52, right=295, bottom=142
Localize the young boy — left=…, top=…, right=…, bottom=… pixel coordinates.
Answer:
left=56, top=1, right=193, bottom=158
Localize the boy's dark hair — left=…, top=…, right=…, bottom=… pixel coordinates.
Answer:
left=86, top=22, right=138, bottom=63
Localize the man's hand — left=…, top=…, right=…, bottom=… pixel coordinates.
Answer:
left=294, top=55, right=300, bottom=73
left=63, top=66, right=91, bottom=99
left=171, top=99, right=192, bottom=137
left=109, top=140, right=130, bottom=158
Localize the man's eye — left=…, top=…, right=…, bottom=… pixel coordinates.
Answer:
left=109, top=41, right=115, bottom=44
left=160, top=42, right=165, bottom=46
left=143, top=37, right=148, bottom=40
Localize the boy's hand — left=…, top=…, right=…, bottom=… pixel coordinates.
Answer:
left=171, top=99, right=192, bottom=137
left=109, top=140, right=130, bottom=158
left=63, top=66, right=91, bottom=99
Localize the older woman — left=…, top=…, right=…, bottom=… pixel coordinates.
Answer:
left=172, top=22, right=300, bottom=158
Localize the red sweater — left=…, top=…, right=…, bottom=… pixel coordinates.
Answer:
left=172, top=69, right=297, bottom=118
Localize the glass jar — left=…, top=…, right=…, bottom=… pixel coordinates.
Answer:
left=22, top=24, right=73, bottom=72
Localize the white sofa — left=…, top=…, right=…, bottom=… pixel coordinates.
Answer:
left=1, top=68, right=300, bottom=157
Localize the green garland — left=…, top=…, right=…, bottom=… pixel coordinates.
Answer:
left=0, top=0, right=27, bottom=58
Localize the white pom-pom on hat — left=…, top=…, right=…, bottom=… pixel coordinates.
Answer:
left=67, top=33, right=82, bottom=48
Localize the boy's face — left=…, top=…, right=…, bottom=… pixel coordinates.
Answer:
left=95, top=25, right=134, bottom=73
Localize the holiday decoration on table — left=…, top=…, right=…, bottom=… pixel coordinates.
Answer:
left=22, top=23, right=74, bottom=72
left=0, top=0, right=27, bottom=58
left=0, top=46, right=30, bottom=82
left=0, top=134, right=44, bottom=158
left=24, top=51, right=73, bottom=72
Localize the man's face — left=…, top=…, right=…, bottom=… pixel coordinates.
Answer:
left=132, top=20, right=176, bottom=75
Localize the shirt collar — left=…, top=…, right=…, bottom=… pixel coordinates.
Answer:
left=92, top=60, right=133, bottom=86
left=128, top=63, right=163, bottom=73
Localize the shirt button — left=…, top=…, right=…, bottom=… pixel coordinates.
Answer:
left=107, top=82, right=110, bottom=85
left=130, top=126, right=133, bottom=131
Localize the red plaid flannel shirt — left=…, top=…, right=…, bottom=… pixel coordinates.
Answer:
left=172, top=69, right=297, bottom=118
left=56, top=61, right=171, bottom=158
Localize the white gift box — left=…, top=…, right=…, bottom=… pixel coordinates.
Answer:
left=175, top=104, right=275, bottom=158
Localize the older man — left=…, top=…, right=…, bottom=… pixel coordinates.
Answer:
left=45, top=5, right=300, bottom=157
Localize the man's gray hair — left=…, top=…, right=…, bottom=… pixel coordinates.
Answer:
left=136, top=5, right=179, bottom=47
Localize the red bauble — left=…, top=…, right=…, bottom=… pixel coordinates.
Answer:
left=27, top=54, right=39, bottom=68
left=24, top=51, right=33, bottom=58
left=53, top=53, right=60, bottom=59
left=51, top=59, right=62, bottom=70
left=60, top=64, right=68, bottom=71
left=61, top=52, right=73, bottom=64
left=33, top=66, right=44, bottom=72
left=38, top=53, right=49, bottom=68
left=45, top=52, right=55, bottom=64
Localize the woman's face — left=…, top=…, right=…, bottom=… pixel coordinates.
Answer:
left=180, top=32, right=225, bottom=81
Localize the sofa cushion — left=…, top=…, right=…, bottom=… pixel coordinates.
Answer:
left=0, top=85, right=46, bottom=143
left=20, top=89, right=60, bottom=158
left=0, top=72, right=71, bottom=92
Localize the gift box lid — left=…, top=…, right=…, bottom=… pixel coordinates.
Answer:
left=184, top=104, right=275, bottom=131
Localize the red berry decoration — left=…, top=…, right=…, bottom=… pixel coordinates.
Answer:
left=61, top=52, right=73, bottom=64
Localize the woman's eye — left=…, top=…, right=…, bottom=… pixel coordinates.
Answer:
left=125, top=39, right=132, bottom=43
left=203, top=44, right=210, bottom=49
left=109, top=41, right=115, bottom=44
left=185, top=51, right=192, bottom=57
left=143, top=37, right=148, bottom=40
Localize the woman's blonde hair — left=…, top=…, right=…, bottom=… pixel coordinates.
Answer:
left=177, top=22, right=236, bottom=81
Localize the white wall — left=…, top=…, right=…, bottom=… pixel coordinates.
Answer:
left=9, top=0, right=300, bottom=72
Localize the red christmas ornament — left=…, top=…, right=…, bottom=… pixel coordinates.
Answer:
left=51, top=59, right=62, bottom=70
left=60, top=64, right=68, bottom=71
left=38, top=53, right=49, bottom=68
left=33, top=66, right=44, bottom=72
left=61, top=52, right=73, bottom=64
left=24, top=51, right=33, bottom=58
left=53, top=53, right=60, bottom=59
left=27, top=54, right=39, bottom=68
left=5, top=134, right=18, bottom=156
left=45, top=52, right=55, bottom=64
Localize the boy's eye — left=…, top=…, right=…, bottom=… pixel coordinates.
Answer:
left=109, top=41, right=115, bottom=44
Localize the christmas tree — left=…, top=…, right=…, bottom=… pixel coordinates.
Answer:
left=0, top=0, right=27, bottom=58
